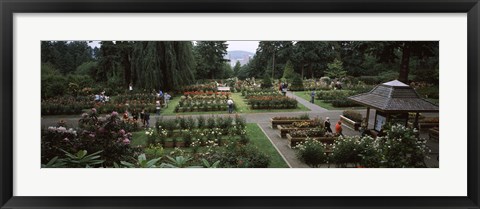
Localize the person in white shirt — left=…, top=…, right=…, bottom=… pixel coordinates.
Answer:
left=227, top=98, right=234, bottom=114
left=164, top=93, right=171, bottom=107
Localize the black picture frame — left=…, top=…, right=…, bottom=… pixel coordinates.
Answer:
left=1, top=0, right=479, bottom=208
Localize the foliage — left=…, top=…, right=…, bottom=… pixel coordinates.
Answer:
left=282, top=60, right=296, bottom=81
left=248, top=96, right=297, bottom=109
left=378, top=124, right=430, bottom=168
left=290, top=73, right=304, bottom=91
left=41, top=109, right=140, bottom=167
left=194, top=41, right=229, bottom=79
left=120, top=154, right=162, bottom=168
left=330, top=136, right=363, bottom=167
left=325, top=58, right=347, bottom=79
left=201, top=159, right=221, bottom=168
left=160, top=156, right=200, bottom=168
left=343, top=110, right=363, bottom=123
left=261, top=74, right=273, bottom=89
left=295, top=138, right=328, bottom=168
left=58, top=150, right=105, bottom=168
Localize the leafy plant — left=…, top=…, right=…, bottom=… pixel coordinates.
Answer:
left=330, top=136, right=363, bottom=167
left=201, top=159, right=220, bottom=168
left=120, top=154, right=162, bottom=168
left=207, top=116, right=216, bottom=129
left=197, top=115, right=206, bottom=128
left=41, top=156, right=66, bottom=168
left=160, top=156, right=200, bottom=168
left=295, top=138, right=328, bottom=168
left=60, top=149, right=105, bottom=168
left=378, top=124, right=430, bottom=168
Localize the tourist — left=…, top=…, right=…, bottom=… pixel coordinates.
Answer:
left=132, top=109, right=139, bottom=121
left=156, top=100, right=161, bottom=116
left=144, top=109, right=150, bottom=128
left=281, top=83, right=287, bottom=96
left=310, top=91, right=315, bottom=103
left=335, top=121, right=344, bottom=136
left=324, top=117, right=333, bottom=133
left=140, top=109, right=145, bottom=126
left=164, top=93, right=171, bottom=107
left=227, top=98, right=234, bottom=114
left=123, top=110, right=129, bottom=120
left=129, top=83, right=133, bottom=92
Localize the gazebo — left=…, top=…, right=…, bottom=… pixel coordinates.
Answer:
left=348, top=80, right=439, bottom=133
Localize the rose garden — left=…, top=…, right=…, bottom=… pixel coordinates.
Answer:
left=41, top=41, right=439, bottom=168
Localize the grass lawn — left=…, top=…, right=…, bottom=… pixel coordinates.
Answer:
left=160, top=93, right=309, bottom=116
left=293, top=91, right=363, bottom=110
left=130, top=123, right=289, bottom=168
left=246, top=123, right=289, bottom=168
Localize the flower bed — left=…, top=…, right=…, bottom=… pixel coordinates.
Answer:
left=271, top=119, right=311, bottom=129
left=41, top=93, right=158, bottom=115
left=174, top=92, right=233, bottom=112
left=287, top=134, right=336, bottom=148
left=248, top=96, right=297, bottom=109
left=149, top=115, right=248, bottom=148
left=41, top=96, right=95, bottom=115
left=181, top=83, right=217, bottom=92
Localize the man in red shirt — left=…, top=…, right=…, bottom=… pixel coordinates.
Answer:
left=335, top=121, right=344, bottom=136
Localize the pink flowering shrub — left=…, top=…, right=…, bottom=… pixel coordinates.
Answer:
left=41, top=109, right=140, bottom=167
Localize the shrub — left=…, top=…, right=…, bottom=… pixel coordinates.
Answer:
left=330, top=136, right=363, bottom=167
left=261, top=74, right=273, bottom=89
left=378, top=124, right=430, bottom=168
left=42, top=109, right=139, bottom=167
left=343, top=110, right=363, bottom=123
left=197, top=115, right=206, bottom=128
left=295, top=138, right=328, bottom=168
left=220, top=145, right=270, bottom=168
left=289, top=73, right=304, bottom=91
left=207, top=116, right=216, bottom=129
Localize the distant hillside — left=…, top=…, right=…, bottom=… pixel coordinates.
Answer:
left=226, top=50, right=255, bottom=66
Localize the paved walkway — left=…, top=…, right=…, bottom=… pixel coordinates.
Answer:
left=42, top=90, right=439, bottom=168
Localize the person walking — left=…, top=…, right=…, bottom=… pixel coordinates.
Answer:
left=155, top=100, right=161, bottom=116
left=140, top=109, right=145, bottom=127
left=324, top=117, right=333, bottom=133
left=227, top=98, right=234, bottom=114
left=281, top=83, right=287, bottom=96
left=132, top=109, right=139, bottom=121
left=164, top=92, right=171, bottom=108
left=335, top=121, right=344, bottom=137
left=143, top=109, right=150, bottom=128
left=310, top=91, right=315, bottom=103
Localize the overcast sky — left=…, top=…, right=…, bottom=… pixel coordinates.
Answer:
left=87, top=41, right=259, bottom=53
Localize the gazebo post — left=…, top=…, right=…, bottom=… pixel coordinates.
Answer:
left=365, top=107, right=370, bottom=129
left=414, top=112, right=420, bottom=129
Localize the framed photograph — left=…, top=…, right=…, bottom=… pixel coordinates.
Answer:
left=1, top=0, right=479, bottom=208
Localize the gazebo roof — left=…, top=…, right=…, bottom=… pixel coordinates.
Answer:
left=348, top=80, right=439, bottom=112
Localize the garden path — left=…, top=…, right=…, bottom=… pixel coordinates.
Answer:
left=286, top=91, right=329, bottom=113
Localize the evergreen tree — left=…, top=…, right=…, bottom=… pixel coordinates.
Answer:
left=233, top=61, right=241, bottom=77
left=282, top=60, right=295, bottom=81
left=325, top=58, right=347, bottom=79
left=194, top=41, right=228, bottom=79
left=261, top=74, right=273, bottom=89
